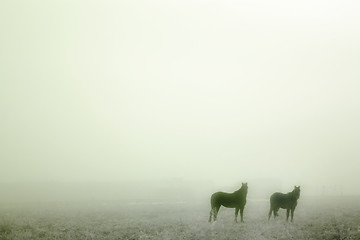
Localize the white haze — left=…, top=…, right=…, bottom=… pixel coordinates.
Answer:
left=0, top=0, right=360, bottom=202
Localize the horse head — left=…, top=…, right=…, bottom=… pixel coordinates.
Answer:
left=293, top=186, right=300, bottom=199
left=241, top=182, right=248, bottom=193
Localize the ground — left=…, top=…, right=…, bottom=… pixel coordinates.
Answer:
left=1, top=197, right=360, bottom=240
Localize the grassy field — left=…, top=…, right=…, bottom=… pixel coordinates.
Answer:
left=1, top=197, right=360, bottom=240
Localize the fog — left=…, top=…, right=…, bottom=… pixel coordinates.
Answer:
left=1, top=0, right=360, bottom=203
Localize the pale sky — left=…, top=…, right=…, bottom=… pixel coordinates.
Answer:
left=1, top=0, right=360, bottom=196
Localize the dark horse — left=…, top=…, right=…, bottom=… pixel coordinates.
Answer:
left=268, top=186, right=300, bottom=222
left=208, top=182, right=248, bottom=223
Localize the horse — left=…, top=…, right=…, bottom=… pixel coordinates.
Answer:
left=208, top=182, right=248, bottom=223
left=268, top=186, right=301, bottom=222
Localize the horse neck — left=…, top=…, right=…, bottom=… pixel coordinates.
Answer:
left=287, top=191, right=299, bottom=200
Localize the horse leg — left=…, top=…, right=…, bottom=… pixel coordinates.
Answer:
left=234, top=208, right=239, bottom=223
left=240, top=206, right=244, bottom=223
left=268, top=205, right=273, bottom=220
left=213, top=206, right=219, bottom=221
left=274, top=207, right=279, bottom=218
left=286, top=209, right=290, bottom=221
left=209, top=209, right=213, bottom=222
left=291, top=208, right=295, bottom=222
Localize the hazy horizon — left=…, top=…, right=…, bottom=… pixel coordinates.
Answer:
left=1, top=0, right=360, bottom=202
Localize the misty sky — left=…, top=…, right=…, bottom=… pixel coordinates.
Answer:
left=1, top=0, right=360, bottom=195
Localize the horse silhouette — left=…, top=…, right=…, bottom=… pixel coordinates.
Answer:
left=268, top=186, right=300, bottom=222
left=208, top=182, right=248, bottom=223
